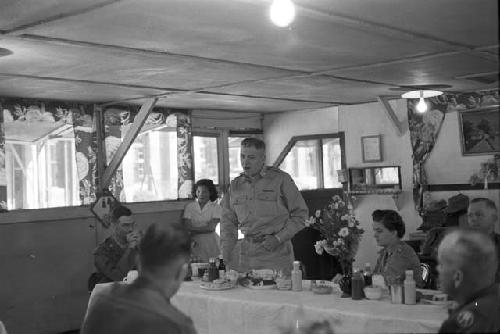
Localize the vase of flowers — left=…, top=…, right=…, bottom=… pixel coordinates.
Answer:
left=308, top=194, right=364, bottom=296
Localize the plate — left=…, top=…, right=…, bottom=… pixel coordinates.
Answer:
left=200, top=283, right=235, bottom=291
left=420, top=299, right=450, bottom=306
left=248, top=284, right=276, bottom=290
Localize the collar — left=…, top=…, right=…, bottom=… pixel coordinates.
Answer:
left=458, top=284, right=499, bottom=310
left=240, top=165, right=268, bottom=181
left=380, top=239, right=404, bottom=255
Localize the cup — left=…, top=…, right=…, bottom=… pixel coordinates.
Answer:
left=123, top=270, right=139, bottom=284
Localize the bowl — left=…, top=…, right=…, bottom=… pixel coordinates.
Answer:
left=364, top=286, right=383, bottom=300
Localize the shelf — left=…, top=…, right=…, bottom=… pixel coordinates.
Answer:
left=347, top=190, right=405, bottom=210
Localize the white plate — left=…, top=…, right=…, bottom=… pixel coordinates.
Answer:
left=200, top=283, right=235, bottom=291
left=420, top=299, right=450, bottom=306
left=248, top=284, right=276, bottom=290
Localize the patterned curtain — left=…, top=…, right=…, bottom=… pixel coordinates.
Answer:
left=71, top=105, right=98, bottom=205
left=408, top=89, right=499, bottom=214
left=176, top=110, right=194, bottom=199
left=0, top=103, right=6, bottom=210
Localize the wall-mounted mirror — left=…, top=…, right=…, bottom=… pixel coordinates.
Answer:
left=349, top=166, right=402, bottom=192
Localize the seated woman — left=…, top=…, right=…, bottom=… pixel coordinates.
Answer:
left=183, top=179, right=221, bottom=262
left=90, top=205, right=141, bottom=290
left=372, top=209, right=424, bottom=288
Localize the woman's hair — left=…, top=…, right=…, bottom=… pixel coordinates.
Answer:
left=371, top=209, right=387, bottom=222
left=378, top=210, right=406, bottom=238
left=192, top=179, right=218, bottom=202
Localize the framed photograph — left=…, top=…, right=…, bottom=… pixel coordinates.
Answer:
left=458, top=105, right=500, bottom=156
left=361, top=135, right=383, bottom=162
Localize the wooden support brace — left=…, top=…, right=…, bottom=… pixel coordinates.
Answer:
left=101, top=98, right=158, bottom=189
left=377, top=96, right=405, bottom=136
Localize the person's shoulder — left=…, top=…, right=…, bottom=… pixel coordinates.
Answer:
left=452, top=290, right=500, bottom=332
left=94, top=236, right=115, bottom=254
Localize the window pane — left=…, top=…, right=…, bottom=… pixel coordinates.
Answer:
left=281, top=140, right=319, bottom=190
left=5, top=124, right=78, bottom=209
left=122, top=126, right=178, bottom=202
left=322, top=137, right=342, bottom=188
left=193, top=136, right=219, bottom=184
left=228, top=137, right=244, bottom=180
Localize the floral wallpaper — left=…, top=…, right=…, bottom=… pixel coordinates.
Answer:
left=176, top=111, right=194, bottom=199
left=408, top=89, right=499, bottom=214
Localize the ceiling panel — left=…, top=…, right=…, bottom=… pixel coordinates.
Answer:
left=17, top=0, right=452, bottom=72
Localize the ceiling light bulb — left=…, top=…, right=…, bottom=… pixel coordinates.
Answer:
left=270, top=0, right=296, bottom=28
left=416, top=97, right=428, bottom=113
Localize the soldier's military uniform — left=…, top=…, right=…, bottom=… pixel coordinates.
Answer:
left=374, top=240, right=424, bottom=287
left=439, top=284, right=500, bottom=333
left=221, top=166, right=308, bottom=274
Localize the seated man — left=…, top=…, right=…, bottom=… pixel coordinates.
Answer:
left=467, top=198, right=500, bottom=283
left=81, top=223, right=197, bottom=334
left=437, top=229, right=500, bottom=333
left=89, top=205, right=141, bottom=289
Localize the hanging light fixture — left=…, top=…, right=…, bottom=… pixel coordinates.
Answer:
left=401, top=90, right=443, bottom=113
left=269, top=0, right=296, bottom=28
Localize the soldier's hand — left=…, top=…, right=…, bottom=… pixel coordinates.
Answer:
left=261, top=235, right=280, bottom=251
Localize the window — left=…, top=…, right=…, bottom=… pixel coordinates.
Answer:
left=121, top=125, right=178, bottom=202
left=5, top=124, right=79, bottom=209
left=193, top=135, right=219, bottom=184
left=278, top=134, right=345, bottom=190
left=228, top=136, right=244, bottom=180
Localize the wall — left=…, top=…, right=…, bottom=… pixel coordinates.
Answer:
left=263, top=99, right=499, bottom=269
left=0, top=201, right=186, bottom=334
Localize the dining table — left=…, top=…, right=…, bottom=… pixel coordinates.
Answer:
left=89, top=281, right=449, bottom=334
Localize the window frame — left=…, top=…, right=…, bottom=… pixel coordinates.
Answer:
left=273, top=132, right=346, bottom=190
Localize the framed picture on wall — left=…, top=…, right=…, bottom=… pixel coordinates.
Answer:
left=361, top=135, right=383, bottom=162
left=458, top=105, right=500, bottom=156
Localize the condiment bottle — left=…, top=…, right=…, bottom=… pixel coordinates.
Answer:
left=208, top=257, right=219, bottom=281
left=351, top=267, right=364, bottom=300
left=291, top=261, right=302, bottom=291
left=218, top=255, right=226, bottom=279
left=363, top=263, right=373, bottom=286
left=403, top=270, right=416, bottom=305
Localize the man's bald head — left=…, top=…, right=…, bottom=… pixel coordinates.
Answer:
left=437, top=229, right=497, bottom=298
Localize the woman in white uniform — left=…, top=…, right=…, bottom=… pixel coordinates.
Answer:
left=183, top=179, right=221, bottom=262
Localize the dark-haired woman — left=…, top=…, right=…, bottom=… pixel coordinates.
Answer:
left=183, top=179, right=221, bottom=262
left=372, top=210, right=424, bottom=287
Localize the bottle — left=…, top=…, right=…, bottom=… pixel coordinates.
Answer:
left=363, top=263, right=373, bottom=287
left=218, top=255, right=226, bottom=279
left=291, top=261, right=302, bottom=291
left=403, top=270, right=416, bottom=305
left=208, top=257, right=219, bottom=281
left=351, top=267, right=364, bottom=300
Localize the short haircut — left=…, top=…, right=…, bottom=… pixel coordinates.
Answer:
left=372, top=209, right=387, bottom=222
left=379, top=210, right=406, bottom=238
left=193, top=179, right=218, bottom=202
left=241, top=137, right=265, bottom=151
left=439, top=229, right=498, bottom=282
left=470, top=197, right=497, bottom=211
left=139, top=223, right=191, bottom=272
left=111, top=205, right=131, bottom=222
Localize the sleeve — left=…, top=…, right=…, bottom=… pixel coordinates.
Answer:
left=183, top=202, right=192, bottom=219
left=220, top=188, right=239, bottom=264
left=94, top=245, right=137, bottom=281
left=274, top=173, right=308, bottom=243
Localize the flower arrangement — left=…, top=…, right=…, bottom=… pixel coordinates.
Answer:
left=306, top=194, right=364, bottom=274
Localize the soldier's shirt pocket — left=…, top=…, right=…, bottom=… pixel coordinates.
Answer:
left=256, top=190, right=277, bottom=216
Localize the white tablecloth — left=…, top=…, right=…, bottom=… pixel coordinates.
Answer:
left=90, top=282, right=448, bottom=334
